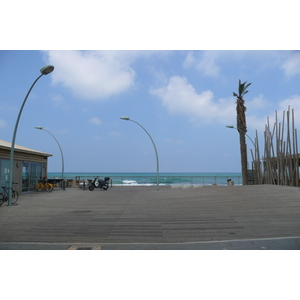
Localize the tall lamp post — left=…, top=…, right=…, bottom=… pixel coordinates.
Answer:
left=8, top=65, right=54, bottom=205
left=226, top=125, right=255, bottom=147
left=120, top=116, right=160, bottom=191
left=226, top=125, right=256, bottom=180
left=35, top=127, right=65, bottom=190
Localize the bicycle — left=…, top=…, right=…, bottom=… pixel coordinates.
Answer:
left=0, top=183, right=19, bottom=206
left=77, top=180, right=89, bottom=190
left=36, top=177, right=54, bottom=192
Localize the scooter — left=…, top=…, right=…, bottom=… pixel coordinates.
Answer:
left=89, top=177, right=110, bottom=191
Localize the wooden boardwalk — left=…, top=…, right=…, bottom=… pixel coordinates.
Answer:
left=1, top=185, right=300, bottom=249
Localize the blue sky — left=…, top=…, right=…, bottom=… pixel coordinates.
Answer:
left=1, top=50, right=299, bottom=173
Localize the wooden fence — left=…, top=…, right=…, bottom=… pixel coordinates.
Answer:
left=250, top=106, right=299, bottom=186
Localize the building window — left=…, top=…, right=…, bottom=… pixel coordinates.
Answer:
left=0, top=159, right=10, bottom=188
left=22, top=162, right=42, bottom=192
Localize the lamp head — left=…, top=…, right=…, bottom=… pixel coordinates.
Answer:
left=120, top=116, right=130, bottom=120
left=226, top=125, right=235, bottom=129
left=40, top=65, right=54, bottom=75
left=35, top=126, right=43, bottom=130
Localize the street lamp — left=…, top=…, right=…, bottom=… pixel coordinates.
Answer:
left=35, top=127, right=65, bottom=190
left=120, top=116, right=160, bottom=191
left=226, top=125, right=255, bottom=147
left=8, top=65, right=54, bottom=205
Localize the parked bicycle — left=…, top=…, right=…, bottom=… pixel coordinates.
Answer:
left=0, top=182, right=19, bottom=206
left=78, top=180, right=89, bottom=190
left=36, top=177, right=54, bottom=192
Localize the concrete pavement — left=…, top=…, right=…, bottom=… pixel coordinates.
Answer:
left=1, top=185, right=300, bottom=250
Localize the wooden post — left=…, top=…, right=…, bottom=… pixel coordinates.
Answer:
left=251, top=107, right=299, bottom=186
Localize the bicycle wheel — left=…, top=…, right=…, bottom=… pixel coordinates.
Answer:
left=12, top=190, right=19, bottom=205
left=45, top=183, right=53, bottom=192
left=0, top=196, right=4, bottom=206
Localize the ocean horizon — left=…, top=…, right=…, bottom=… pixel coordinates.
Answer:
left=47, top=171, right=242, bottom=186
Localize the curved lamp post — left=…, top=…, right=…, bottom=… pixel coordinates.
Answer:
left=8, top=65, right=54, bottom=205
left=35, top=127, right=65, bottom=191
left=120, top=116, right=160, bottom=191
left=226, top=125, right=255, bottom=147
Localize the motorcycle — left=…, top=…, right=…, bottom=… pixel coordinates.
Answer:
left=89, top=177, right=110, bottom=191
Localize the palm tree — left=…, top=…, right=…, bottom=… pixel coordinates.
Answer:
left=233, top=80, right=252, bottom=185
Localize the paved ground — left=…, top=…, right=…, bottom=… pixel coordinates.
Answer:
left=1, top=184, right=300, bottom=250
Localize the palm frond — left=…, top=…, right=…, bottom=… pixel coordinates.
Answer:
left=245, top=82, right=252, bottom=89
left=235, top=80, right=252, bottom=98
left=243, top=83, right=252, bottom=95
left=238, top=81, right=246, bottom=96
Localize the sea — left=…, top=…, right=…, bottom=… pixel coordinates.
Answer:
left=47, top=172, right=242, bottom=186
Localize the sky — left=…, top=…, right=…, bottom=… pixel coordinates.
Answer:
left=1, top=50, right=299, bottom=173
left=0, top=1, right=299, bottom=174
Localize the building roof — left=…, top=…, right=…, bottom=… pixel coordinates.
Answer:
left=0, top=139, right=52, bottom=157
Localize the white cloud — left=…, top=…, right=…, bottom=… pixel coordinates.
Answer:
left=58, top=128, right=69, bottom=134
left=245, top=94, right=271, bottom=129
left=279, top=95, right=300, bottom=111
left=247, top=94, right=269, bottom=110
left=246, top=114, right=269, bottom=131
left=52, top=94, right=70, bottom=110
left=281, top=51, right=300, bottom=76
left=150, top=76, right=235, bottom=124
left=166, top=138, right=184, bottom=144
left=183, top=50, right=294, bottom=79
left=0, top=119, right=7, bottom=128
left=183, top=52, right=196, bottom=68
left=278, top=95, right=300, bottom=128
left=264, top=103, right=300, bottom=135
left=109, top=131, right=121, bottom=137
left=246, top=94, right=300, bottom=131
left=183, top=51, right=221, bottom=77
left=92, top=135, right=101, bottom=141
left=45, top=50, right=136, bottom=100
left=89, top=117, right=102, bottom=126
left=150, top=76, right=278, bottom=129
left=196, top=51, right=220, bottom=77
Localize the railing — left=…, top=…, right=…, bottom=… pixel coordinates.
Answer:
left=67, top=175, right=242, bottom=186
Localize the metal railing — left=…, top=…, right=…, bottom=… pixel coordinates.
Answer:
left=63, top=175, right=242, bottom=186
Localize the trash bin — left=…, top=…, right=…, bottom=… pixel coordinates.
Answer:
left=227, top=179, right=234, bottom=186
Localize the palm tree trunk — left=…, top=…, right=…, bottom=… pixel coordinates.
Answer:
left=234, top=80, right=251, bottom=185
left=239, top=132, right=248, bottom=185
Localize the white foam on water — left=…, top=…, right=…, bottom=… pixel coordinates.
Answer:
left=122, top=180, right=139, bottom=185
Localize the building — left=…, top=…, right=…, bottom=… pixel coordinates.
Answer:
left=0, top=139, right=52, bottom=194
